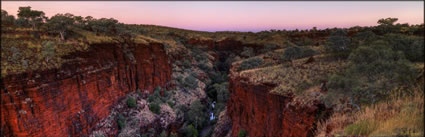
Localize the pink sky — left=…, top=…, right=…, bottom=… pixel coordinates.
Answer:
left=1, top=1, right=423, bottom=32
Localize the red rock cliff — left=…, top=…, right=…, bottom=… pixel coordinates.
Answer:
left=1, top=43, right=172, bottom=137
left=227, top=73, right=330, bottom=137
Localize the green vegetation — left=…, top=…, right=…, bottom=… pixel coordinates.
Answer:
left=241, top=47, right=254, bottom=58
left=327, top=39, right=419, bottom=105
left=47, top=13, right=76, bottom=40
left=126, top=97, right=137, bottom=108
left=212, top=82, right=229, bottom=115
left=181, top=124, right=199, bottom=137
left=238, top=129, right=247, bottom=137
left=317, top=80, right=424, bottom=137
left=183, top=73, right=199, bottom=89
left=149, top=103, right=161, bottom=114
left=117, top=114, right=126, bottom=130
left=1, top=10, right=15, bottom=27
left=260, top=44, right=279, bottom=54
left=159, top=130, right=167, bottom=137
left=344, top=120, right=378, bottom=136
left=185, top=100, right=208, bottom=129
left=280, top=46, right=317, bottom=61
left=169, top=132, right=178, bottom=137
left=17, top=6, right=45, bottom=29
left=238, top=57, right=264, bottom=71
left=325, top=29, right=351, bottom=57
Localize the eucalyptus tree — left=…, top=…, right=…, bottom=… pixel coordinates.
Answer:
left=47, top=13, right=75, bottom=40
left=17, top=6, right=46, bottom=29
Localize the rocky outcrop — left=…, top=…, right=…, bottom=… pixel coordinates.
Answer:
left=1, top=43, right=172, bottom=137
left=227, top=72, right=331, bottom=137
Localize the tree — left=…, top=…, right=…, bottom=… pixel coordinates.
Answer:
left=325, top=29, right=351, bottom=57
left=377, top=17, right=398, bottom=26
left=376, top=18, right=399, bottom=34
left=114, top=23, right=137, bottom=44
left=69, top=15, right=86, bottom=29
left=17, top=6, right=46, bottom=29
left=14, top=17, right=30, bottom=28
left=1, top=10, right=15, bottom=27
left=186, top=100, right=208, bottom=129
left=47, top=13, right=75, bottom=40
left=87, top=18, right=119, bottom=35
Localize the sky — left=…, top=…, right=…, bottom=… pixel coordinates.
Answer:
left=1, top=1, right=424, bottom=32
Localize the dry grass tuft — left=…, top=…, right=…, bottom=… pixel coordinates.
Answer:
left=316, top=84, right=424, bottom=137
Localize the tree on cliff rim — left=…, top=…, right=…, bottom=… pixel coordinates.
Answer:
left=17, top=6, right=46, bottom=29
left=47, top=13, right=75, bottom=41
left=1, top=10, right=15, bottom=27
left=87, top=18, right=119, bottom=35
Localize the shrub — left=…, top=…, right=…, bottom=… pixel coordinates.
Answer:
left=260, top=44, right=278, bottom=53
left=215, top=82, right=230, bottom=105
left=159, top=130, right=167, bottom=137
left=169, top=132, right=178, bottom=137
left=241, top=47, right=254, bottom=58
left=167, top=101, right=174, bottom=108
left=238, top=129, right=247, bottom=137
left=280, top=46, right=317, bottom=61
left=184, top=74, right=198, bottom=89
left=149, top=103, right=161, bottom=114
left=146, top=128, right=156, bottom=137
left=147, top=86, right=167, bottom=104
left=117, top=114, right=126, bottom=130
left=325, top=29, right=351, bottom=57
left=198, top=60, right=212, bottom=72
left=327, top=40, right=418, bottom=104
left=294, top=37, right=314, bottom=46
left=126, top=97, right=137, bottom=108
left=182, top=124, right=199, bottom=137
left=183, top=59, right=192, bottom=68
left=154, top=86, right=161, bottom=94
left=186, top=100, right=208, bottom=129
left=41, top=41, right=56, bottom=62
left=383, top=34, right=424, bottom=62
left=238, top=57, right=264, bottom=71
left=344, top=120, right=378, bottom=136
left=352, top=31, right=377, bottom=46
left=347, top=41, right=417, bottom=84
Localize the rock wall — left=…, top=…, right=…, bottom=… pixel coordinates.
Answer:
left=227, top=74, right=330, bottom=137
left=1, top=43, right=172, bottom=137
